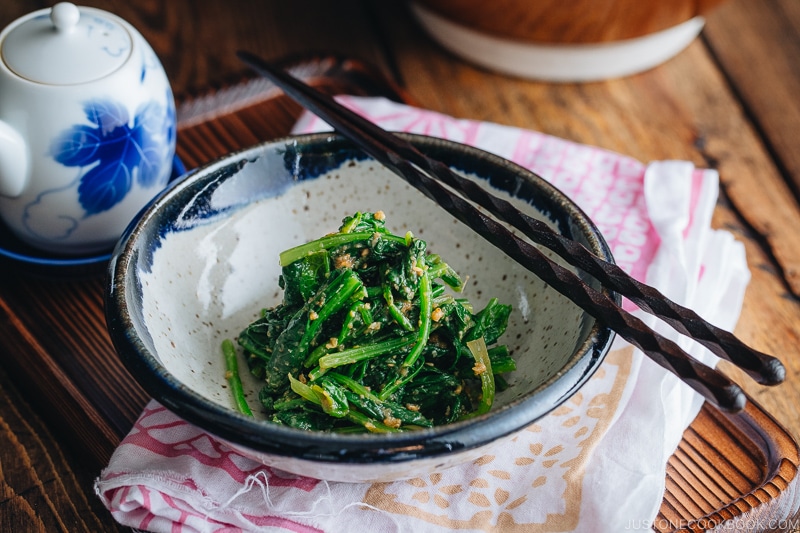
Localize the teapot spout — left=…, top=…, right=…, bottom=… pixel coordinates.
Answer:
left=0, top=120, right=29, bottom=197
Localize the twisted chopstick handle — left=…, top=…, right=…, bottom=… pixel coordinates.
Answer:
left=395, top=162, right=746, bottom=412
left=409, top=154, right=784, bottom=385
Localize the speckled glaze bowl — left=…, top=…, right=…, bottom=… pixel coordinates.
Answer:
left=106, top=132, right=617, bottom=483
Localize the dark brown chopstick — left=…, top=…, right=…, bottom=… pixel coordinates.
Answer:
left=237, top=51, right=780, bottom=412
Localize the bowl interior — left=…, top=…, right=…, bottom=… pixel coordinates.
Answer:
left=109, top=133, right=615, bottom=460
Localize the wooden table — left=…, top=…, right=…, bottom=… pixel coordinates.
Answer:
left=2, top=1, right=800, bottom=531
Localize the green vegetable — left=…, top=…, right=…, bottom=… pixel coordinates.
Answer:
left=222, top=339, right=253, bottom=416
left=226, top=211, right=515, bottom=431
left=466, top=337, right=495, bottom=416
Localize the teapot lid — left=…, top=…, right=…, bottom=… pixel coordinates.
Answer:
left=1, top=3, right=132, bottom=85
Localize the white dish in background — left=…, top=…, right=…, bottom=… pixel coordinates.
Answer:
left=410, top=2, right=706, bottom=82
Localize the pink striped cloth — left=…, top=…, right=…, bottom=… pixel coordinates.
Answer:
left=96, top=96, right=750, bottom=532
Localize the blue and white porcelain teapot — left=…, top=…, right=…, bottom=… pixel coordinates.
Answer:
left=0, top=2, right=176, bottom=255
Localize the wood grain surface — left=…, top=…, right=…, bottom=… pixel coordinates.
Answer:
left=0, top=1, right=799, bottom=531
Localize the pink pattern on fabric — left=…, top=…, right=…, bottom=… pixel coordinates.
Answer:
left=508, top=131, right=660, bottom=289
left=101, top=404, right=324, bottom=531
left=118, top=483, right=320, bottom=533
left=139, top=488, right=153, bottom=529
left=125, top=487, right=319, bottom=532
left=239, top=514, right=324, bottom=532
left=343, top=98, right=482, bottom=145
left=102, top=422, right=324, bottom=533
left=126, top=403, right=320, bottom=492
left=686, top=169, right=705, bottom=239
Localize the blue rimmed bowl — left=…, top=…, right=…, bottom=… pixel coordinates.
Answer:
left=105, top=132, right=617, bottom=483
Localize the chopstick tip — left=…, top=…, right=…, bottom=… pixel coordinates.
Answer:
left=719, top=386, right=747, bottom=413
left=756, top=356, right=786, bottom=386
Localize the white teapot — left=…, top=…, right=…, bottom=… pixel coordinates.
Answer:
left=0, top=2, right=176, bottom=255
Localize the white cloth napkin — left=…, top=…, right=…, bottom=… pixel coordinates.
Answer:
left=96, top=96, right=751, bottom=532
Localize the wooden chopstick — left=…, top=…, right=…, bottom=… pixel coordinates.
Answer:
left=367, top=148, right=784, bottom=386
left=237, top=51, right=779, bottom=412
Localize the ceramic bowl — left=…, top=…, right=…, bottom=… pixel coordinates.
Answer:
left=106, top=132, right=618, bottom=483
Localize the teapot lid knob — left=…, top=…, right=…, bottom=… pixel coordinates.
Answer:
left=51, top=3, right=81, bottom=33
left=0, top=4, right=132, bottom=85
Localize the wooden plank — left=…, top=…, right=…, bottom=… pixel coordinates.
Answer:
left=109, top=0, right=395, bottom=97
left=702, top=0, right=800, bottom=298
left=703, top=0, right=800, bottom=193
left=0, top=277, right=131, bottom=468
left=0, top=364, right=123, bottom=532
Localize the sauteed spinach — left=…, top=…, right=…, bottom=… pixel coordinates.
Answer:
left=228, top=211, right=514, bottom=432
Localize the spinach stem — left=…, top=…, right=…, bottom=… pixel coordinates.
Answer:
left=402, top=269, right=432, bottom=369
left=222, top=339, right=253, bottom=416
left=466, top=337, right=495, bottom=416
left=280, top=231, right=404, bottom=266
left=327, top=372, right=380, bottom=401
left=383, top=284, right=414, bottom=331
left=288, top=374, right=399, bottom=432
left=318, top=334, right=415, bottom=369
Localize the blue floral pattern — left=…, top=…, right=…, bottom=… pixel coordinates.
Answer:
left=49, top=97, right=175, bottom=216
